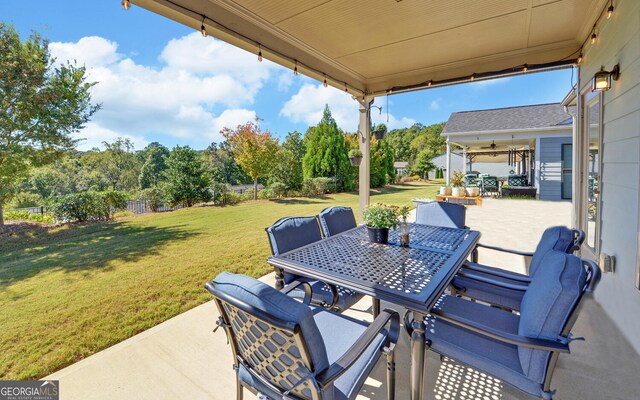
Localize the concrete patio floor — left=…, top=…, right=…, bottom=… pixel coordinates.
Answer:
left=47, top=199, right=640, bottom=399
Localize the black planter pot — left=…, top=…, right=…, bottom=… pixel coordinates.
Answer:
left=367, top=226, right=389, bottom=244
left=373, top=130, right=385, bottom=140
left=349, top=156, right=362, bottom=166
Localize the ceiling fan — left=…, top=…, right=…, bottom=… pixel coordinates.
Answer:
left=480, top=140, right=497, bottom=149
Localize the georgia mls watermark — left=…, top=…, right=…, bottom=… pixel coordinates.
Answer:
left=0, top=380, right=59, bottom=400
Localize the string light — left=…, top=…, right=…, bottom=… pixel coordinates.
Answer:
left=470, top=73, right=476, bottom=81
left=293, top=60, right=298, bottom=76
left=344, top=83, right=348, bottom=92
left=427, top=80, right=433, bottom=87
left=257, top=45, right=263, bottom=62
left=607, top=1, right=614, bottom=19
left=121, top=0, right=130, bottom=10
left=323, top=75, right=328, bottom=87
left=523, top=64, right=528, bottom=72
left=577, top=53, right=583, bottom=64
left=200, top=16, right=207, bottom=37
left=591, top=31, right=597, bottom=44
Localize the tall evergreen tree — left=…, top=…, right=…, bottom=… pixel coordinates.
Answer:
left=139, top=142, right=169, bottom=189
left=302, top=105, right=354, bottom=191
left=163, top=146, right=212, bottom=207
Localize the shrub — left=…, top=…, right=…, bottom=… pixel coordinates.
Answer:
left=8, top=192, right=43, bottom=209
left=223, top=192, right=242, bottom=205
left=4, top=210, right=54, bottom=224
left=302, top=177, right=334, bottom=196
left=411, top=175, right=421, bottom=181
left=52, top=190, right=129, bottom=222
left=140, top=187, right=165, bottom=212
left=257, top=188, right=273, bottom=200
left=241, top=188, right=256, bottom=201
left=400, top=176, right=415, bottom=183
left=269, top=182, right=288, bottom=198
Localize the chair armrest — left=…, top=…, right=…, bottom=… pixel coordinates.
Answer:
left=476, top=243, right=534, bottom=257
left=280, top=280, right=313, bottom=305
left=462, top=261, right=532, bottom=283
left=316, top=309, right=400, bottom=387
left=430, top=309, right=570, bottom=353
left=456, top=269, right=530, bottom=291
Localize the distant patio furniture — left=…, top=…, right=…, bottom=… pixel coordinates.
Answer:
left=205, top=272, right=400, bottom=400
left=317, top=206, right=357, bottom=237
left=435, top=194, right=482, bottom=206
left=407, top=250, right=600, bottom=400
left=415, top=202, right=466, bottom=229
left=464, top=173, right=480, bottom=187
left=503, top=174, right=537, bottom=198
left=508, top=174, right=529, bottom=187
left=266, top=216, right=362, bottom=311
left=480, top=175, right=499, bottom=197
left=452, top=226, right=585, bottom=311
left=268, top=223, right=481, bottom=400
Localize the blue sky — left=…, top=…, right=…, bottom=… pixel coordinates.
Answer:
left=1, top=1, right=577, bottom=150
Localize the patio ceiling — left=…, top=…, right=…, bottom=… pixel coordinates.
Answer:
left=131, top=0, right=605, bottom=97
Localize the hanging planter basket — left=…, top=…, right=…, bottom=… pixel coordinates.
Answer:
left=373, top=130, right=385, bottom=140
left=349, top=156, right=362, bottom=166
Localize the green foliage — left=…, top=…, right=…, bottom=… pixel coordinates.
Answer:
left=363, top=203, right=399, bottom=229
left=257, top=188, right=273, bottom=200
left=8, top=192, right=43, bottom=209
left=370, top=139, right=396, bottom=188
left=413, top=151, right=436, bottom=179
left=113, top=210, right=134, bottom=218
left=139, top=142, right=169, bottom=189
left=0, top=23, right=100, bottom=224
left=302, top=105, right=355, bottom=192
left=348, top=148, right=363, bottom=158
left=222, top=122, right=279, bottom=200
left=4, top=210, right=54, bottom=224
left=451, top=170, right=465, bottom=187
left=269, top=148, right=303, bottom=191
left=302, top=177, right=333, bottom=196
left=163, top=146, right=212, bottom=207
left=384, top=122, right=447, bottom=168
left=140, top=187, right=165, bottom=212
left=52, top=190, right=128, bottom=222
left=269, top=182, right=288, bottom=198
left=82, top=138, right=141, bottom=192
left=202, top=141, right=250, bottom=185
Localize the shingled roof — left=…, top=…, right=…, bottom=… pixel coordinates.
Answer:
left=443, top=103, right=574, bottom=134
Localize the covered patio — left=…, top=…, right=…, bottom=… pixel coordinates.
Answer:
left=47, top=199, right=640, bottom=399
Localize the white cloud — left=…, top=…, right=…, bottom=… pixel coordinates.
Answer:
left=49, top=33, right=275, bottom=149
left=277, top=71, right=294, bottom=92
left=77, top=122, right=148, bottom=150
left=429, top=98, right=442, bottom=111
left=280, top=84, right=415, bottom=132
left=470, top=76, right=512, bottom=89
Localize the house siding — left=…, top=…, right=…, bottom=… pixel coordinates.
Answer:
left=538, top=136, right=572, bottom=201
left=579, top=0, right=640, bottom=354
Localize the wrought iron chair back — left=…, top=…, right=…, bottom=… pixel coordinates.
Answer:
left=208, top=284, right=322, bottom=400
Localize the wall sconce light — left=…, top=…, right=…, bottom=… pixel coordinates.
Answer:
left=592, top=64, right=620, bottom=91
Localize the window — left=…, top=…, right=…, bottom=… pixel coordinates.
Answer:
left=585, top=96, right=601, bottom=251
left=561, top=144, right=572, bottom=200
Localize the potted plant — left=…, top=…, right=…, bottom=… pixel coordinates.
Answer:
left=363, top=203, right=399, bottom=244
left=450, top=171, right=465, bottom=197
left=373, top=129, right=385, bottom=140
left=398, top=205, right=411, bottom=247
left=348, top=148, right=363, bottom=166
left=466, top=186, right=480, bottom=197
left=440, top=185, right=452, bottom=196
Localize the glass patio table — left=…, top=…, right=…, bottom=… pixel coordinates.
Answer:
left=267, top=223, right=481, bottom=400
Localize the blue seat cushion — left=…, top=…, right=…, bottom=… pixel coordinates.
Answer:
left=318, top=207, right=357, bottom=237
left=425, top=295, right=544, bottom=398
left=518, top=251, right=586, bottom=383
left=415, top=202, right=466, bottom=229
left=267, top=217, right=322, bottom=258
left=212, top=272, right=329, bottom=372
left=529, top=226, right=575, bottom=276
left=286, top=278, right=364, bottom=311
left=238, top=307, right=387, bottom=400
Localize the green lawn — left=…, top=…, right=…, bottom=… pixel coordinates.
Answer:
left=0, top=181, right=439, bottom=379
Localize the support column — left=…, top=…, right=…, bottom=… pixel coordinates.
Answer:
left=357, top=96, right=374, bottom=222
left=462, top=147, right=468, bottom=174
left=445, top=140, right=452, bottom=185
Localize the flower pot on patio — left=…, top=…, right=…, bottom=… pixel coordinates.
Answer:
left=466, top=187, right=480, bottom=197
left=440, top=186, right=452, bottom=196
left=452, top=187, right=465, bottom=197
left=349, top=156, right=362, bottom=166
left=367, top=227, right=389, bottom=244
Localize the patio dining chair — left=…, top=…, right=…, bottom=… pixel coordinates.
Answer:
left=464, top=173, right=480, bottom=187
left=206, top=272, right=400, bottom=400
left=266, top=216, right=363, bottom=311
left=415, top=201, right=466, bottom=229
left=508, top=174, right=529, bottom=187
left=407, top=250, right=600, bottom=400
left=451, top=226, right=585, bottom=311
left=317, top=206, right=357, bottom=238
left=480, top=175, right=499, bottom=197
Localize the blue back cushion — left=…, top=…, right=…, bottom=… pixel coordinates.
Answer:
left=415, top=202, right=466, bottom=229
left=318, top=207, right=357, bottom=237
left=267, top=217, right=322, bottom=256
left=518, top=251, right=586, bottom=383
left=530, top=226, right=575, bottom=276
left=213, top=272, right=330, bottom=374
